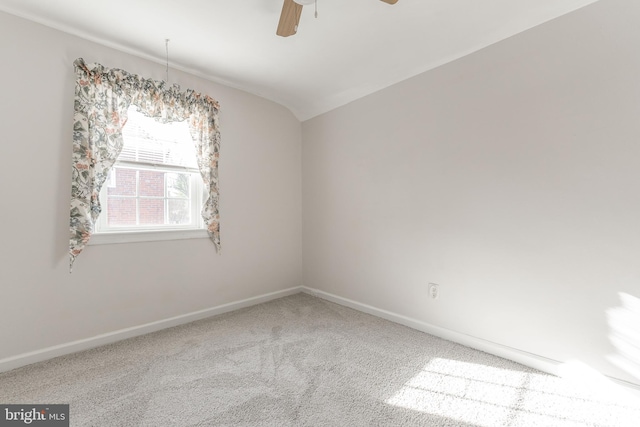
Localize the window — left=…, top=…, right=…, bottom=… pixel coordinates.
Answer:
left=93, top=105, right=207, bottom=243
left=70, top=58, right=220, bottom=270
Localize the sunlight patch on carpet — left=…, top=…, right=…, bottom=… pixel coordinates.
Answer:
left=385, top=357, right=640, bottom=427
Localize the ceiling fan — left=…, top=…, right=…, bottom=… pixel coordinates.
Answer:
left=277, top=0, right=399, bottom=37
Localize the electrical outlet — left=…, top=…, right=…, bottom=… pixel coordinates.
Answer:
left=428, top=283, right=439, bottom=300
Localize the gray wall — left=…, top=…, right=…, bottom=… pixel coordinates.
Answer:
left=0, top=11, right=302, bottom=360
left=302, top=0, right=640, bottom=386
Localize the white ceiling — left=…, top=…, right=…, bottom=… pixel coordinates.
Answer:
left=0, top=0, right=598, bottom=120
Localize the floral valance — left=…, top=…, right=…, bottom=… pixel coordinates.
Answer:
left=69, top=58, right=221, bottom=271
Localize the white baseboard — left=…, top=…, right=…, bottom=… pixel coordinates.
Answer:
left=0, top=286, right=303, bottom=374
left=4, top=284, right=639, bottom=398
left=301, top=286, right=640, bottom=397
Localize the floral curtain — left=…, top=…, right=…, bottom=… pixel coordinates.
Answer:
left=69, top=58, right=221, bottom=271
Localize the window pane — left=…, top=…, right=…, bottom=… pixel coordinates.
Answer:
left=139, top=170, right=165, bottom=197
left=167, top=172, right=190, bottom=198
left=139, top=198, right=165, bottom=225
left=168, top=199, right=190, bottom=225
left=120, top=106, right=197, bottom=168
left=107, top=168, right=136, bottom=196
left=107, top=197, right=137, bottom=226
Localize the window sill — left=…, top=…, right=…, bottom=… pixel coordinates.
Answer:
left=88, top=229, right=209, bottom=245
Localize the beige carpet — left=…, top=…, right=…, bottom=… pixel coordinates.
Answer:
left=1, top=293, right=639, bottom=426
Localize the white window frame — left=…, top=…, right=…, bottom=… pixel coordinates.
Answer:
left=90, top=112, right=209, bottom=246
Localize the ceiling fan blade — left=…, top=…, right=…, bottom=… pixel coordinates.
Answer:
left=380, top=0, right=399, bottom=4
left=277, top=0, right=303, bottom=37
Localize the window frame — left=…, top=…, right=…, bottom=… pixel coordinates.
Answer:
left=90, top=109, right=209, bottom=246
